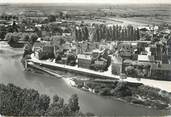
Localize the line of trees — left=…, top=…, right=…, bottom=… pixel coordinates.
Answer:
left=0, top=23, right=18, bottom=40
left=75, top=24, right=140, bottom=42
left=0, top=83, right=93, bottom=116
left=5, top=33, right=38, bottom=46
left=0, top=15, right=18, bottom=20
left=0, top=25, right=7, bottom=40
left=75, top=26, right=89, bottom=41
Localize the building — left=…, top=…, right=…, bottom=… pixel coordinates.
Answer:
left=138, top=55, right=155, bottom=62
left=33, top=42, right=54, bottom=60
left=77, top=54, right=91, bottom=69
left=117, top=42, right=133, bottom=59
left=111, top=55, right=123, bottom=75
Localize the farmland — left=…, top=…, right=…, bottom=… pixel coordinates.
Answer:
left=0, top=4, right=171, bottom=25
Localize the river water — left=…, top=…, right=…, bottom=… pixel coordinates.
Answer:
left=0, top=42, right=170, bottom=116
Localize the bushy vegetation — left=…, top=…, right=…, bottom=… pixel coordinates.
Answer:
left=111, top=82, right=132, bottom=97
left=124, top=64, right=151, bottom=78
left=77, top=80, right=171, bottom=110
left=0, top=83, right=89, bottom=116
left=5, top=33, right=20, bottom=45
left=5, top=32, right=38, bottom=46
left=0, top=83, right=50, bottom=116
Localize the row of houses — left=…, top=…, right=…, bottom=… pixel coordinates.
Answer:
left=111, top=37, right=171, bottom=80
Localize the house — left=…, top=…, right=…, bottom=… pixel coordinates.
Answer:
left=137, top=45, right=155, bottom=62
left=149, top=41, right=170, bottom=64
left=24, top=28, right=35, bottom=33
left=117, top=42, right=133, bottom=59
left=138, top=55, right=155, bottom=62
left=33, top=42, right=46, bottom=51
left=33, top=42, right=54, bottom=60
left=138, top=25, right=158, bottom=31
left=77, top=54, right=92, bottom=69
left=160, top=29, right=171, bottom=34
left=111, top=55, right=123, bottom=75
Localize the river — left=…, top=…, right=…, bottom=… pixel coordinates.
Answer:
left=0, top=42, right=170, bottom=116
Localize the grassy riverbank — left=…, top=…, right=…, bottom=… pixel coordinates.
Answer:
left=70, top=78, right=171, bottom=110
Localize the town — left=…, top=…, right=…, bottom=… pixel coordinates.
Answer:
left=0, top=9, right=170, bottom=80
left=0, top=3, right=171, bottom=116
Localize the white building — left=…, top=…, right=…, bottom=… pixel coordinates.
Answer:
left=138, top=55, right=155, bottom=62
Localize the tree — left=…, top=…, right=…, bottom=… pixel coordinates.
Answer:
left=0, top=25, right=7, bottom=40
left=0, top=83, right=46, bottom=116
left=75, top=28, right=79, bottom=41
left=5, top=33, right=12, bottom=42
left=48, top=15, right=56, bottom=22
left=112, top=82, right=132, bottom=97
left=35, top=27, right=42, bottom=37
left=53, top=95, right=59, bottom=103
left=125, top=66, right=135, bottom=76
left=39, top=95, right=50, bottom=115
left=29, top=33, right=38, bottom=44
left=22, top=33, right=30, bottom=41
left=6, top=33, right=20, bottom=45
left=23, top=36, right=35, bottom=57
left=0, top=83, right=91, bottom=116
left=45, top=94, right=77, bottom=116
left=46, top=96, right=65, bottom=116
left=59, top=12, right=63, bottom=19
left=84, top=26, right=89, bottom=41
left=68, top=94, right=80, bottom=113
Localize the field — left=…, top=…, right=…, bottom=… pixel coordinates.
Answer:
left=0, top=3, right=171, bottom=25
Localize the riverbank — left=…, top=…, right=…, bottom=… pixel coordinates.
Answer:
left=25, top=58, right=171, bottom=110
left=69, top=78, right=171, bottom=110
left=28, top=55, right=171, bottom=93
left=0, top=42, right=23, bottom=57
left=25, top=59, right=171, bottom=110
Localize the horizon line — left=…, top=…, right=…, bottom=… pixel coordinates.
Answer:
left=0, top=2, right=171, bottom=5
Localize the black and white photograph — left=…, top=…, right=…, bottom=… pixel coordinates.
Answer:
left=0, top=0, right=171, bottom=116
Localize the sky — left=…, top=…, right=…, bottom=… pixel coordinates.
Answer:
left=0, top=0, right=171, bottom=4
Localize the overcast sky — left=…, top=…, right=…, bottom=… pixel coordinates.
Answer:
left=0, top=0, right=171, bottom=4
